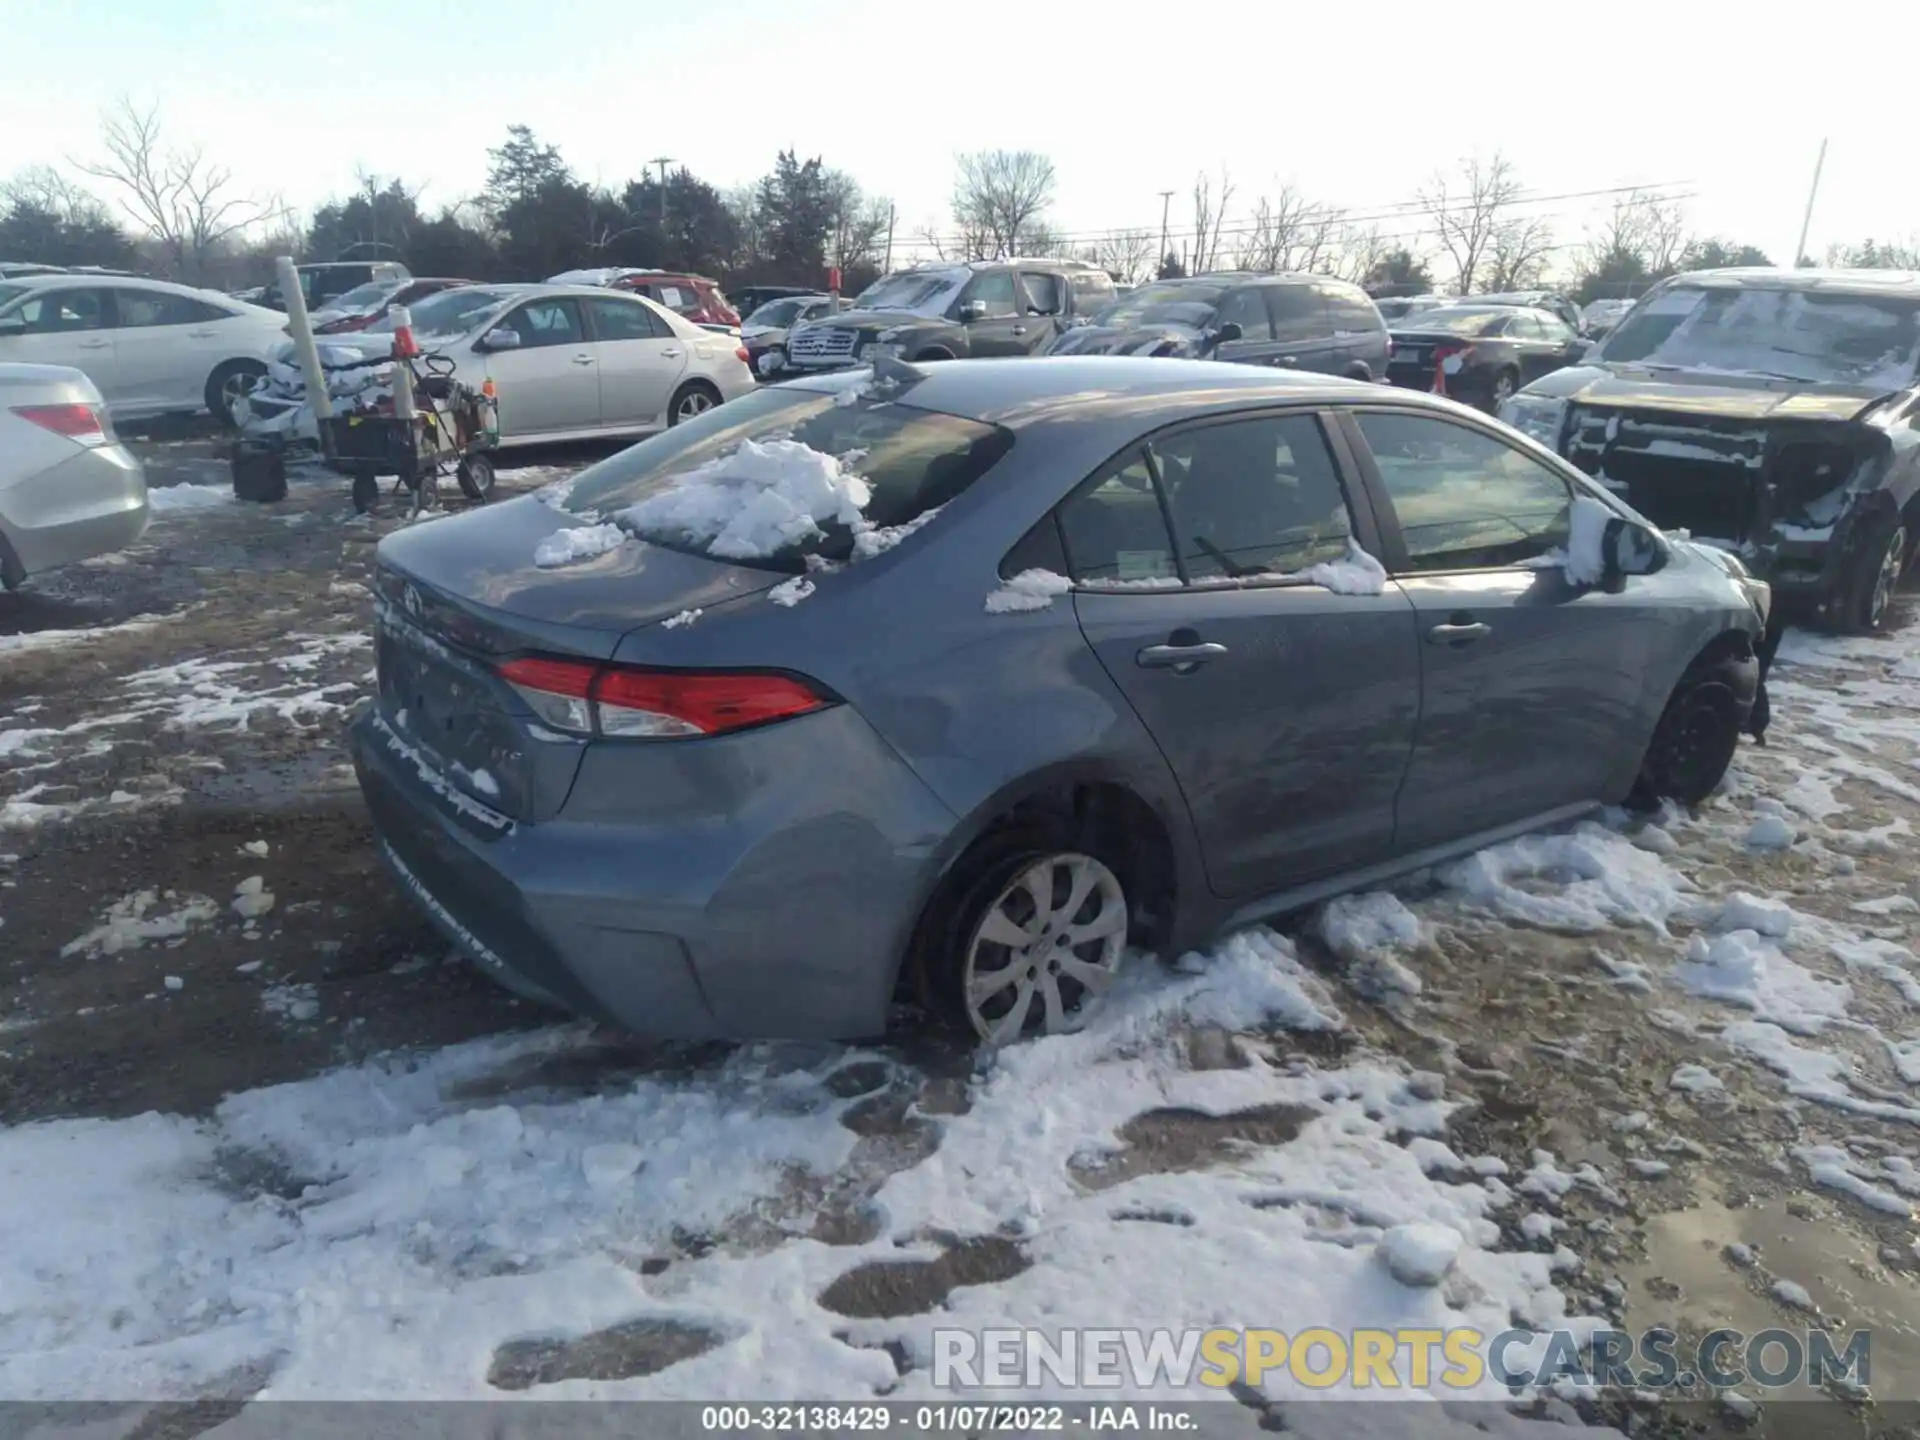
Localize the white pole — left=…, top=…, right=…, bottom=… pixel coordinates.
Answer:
left=1793, top=138, right=1827, bottom=269
left=275, top=255, right=332, bottom=421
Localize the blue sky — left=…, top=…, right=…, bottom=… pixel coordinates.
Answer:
left=1, top=0, right=1911, bottom=272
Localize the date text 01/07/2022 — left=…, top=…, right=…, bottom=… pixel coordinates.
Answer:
left=699, top=1402, right=1199, bottom=1431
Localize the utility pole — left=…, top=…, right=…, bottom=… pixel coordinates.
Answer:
left=883, top=204, right=896, bottom=274
left=1157, top=190, right=1174, bottom=274
left=1793, top=138, right=1827, bottom=269
left=647, top=156, right=674, bottom=226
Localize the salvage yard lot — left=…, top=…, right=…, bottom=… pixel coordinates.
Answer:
left=6, top=426, right=1920, bottom=1432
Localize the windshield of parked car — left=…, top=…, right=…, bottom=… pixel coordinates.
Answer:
left=0, top=284, right=24, bottom=312
left=1091, top=283, right=1228, bottom=330
left=849, top=268, right=971, bottom=317
left=1599, top=285, right=1920, bottom=390
left=746, top=298, right=806, bottom=328
left=324, top=279, right=404, bottom=314
left=559, top=386, right=1015, bottom=572
left=1396, top=309, right=1510, bottom=336
left=366, top=285, right=521, bottom=338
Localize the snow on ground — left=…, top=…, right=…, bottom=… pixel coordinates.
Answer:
left=145, top=483, right=233, bottom=513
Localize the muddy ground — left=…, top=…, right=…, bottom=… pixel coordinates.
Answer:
left=5, top=422, right=1920, bottom=1437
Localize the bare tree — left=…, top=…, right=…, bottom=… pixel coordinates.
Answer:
left=951, top=150, right=1056, bottom=258
left=73, top=98, right=282, bottom=283
left=1576, top=189, right=1689, bottom=281
left=1331, top=222, right=1390, bottom=286
left=1235, top=185, right=1320, bottom=272
left=1091, top=228, right=1156, bottom=283
left=1419, top=152, right=1524, bottom=294
left=1188, top=168, right=1236, bottom=275
left=1484, top=216, right=1555, bottom=291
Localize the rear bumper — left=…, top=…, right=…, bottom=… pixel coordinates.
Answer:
left=348, top=704, right=956, bottom=1041
left=0, top=443, right=149, bottom=579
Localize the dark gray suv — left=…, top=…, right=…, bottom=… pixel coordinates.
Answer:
left=1047, top=273, right=1392, bottom=381
left=352, top=358, right=1770, bottom=1048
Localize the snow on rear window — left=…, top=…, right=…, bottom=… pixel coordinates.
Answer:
left=1600, top=285, right=1920, bottom=390
left=559, top=387, right=1013, bottom=571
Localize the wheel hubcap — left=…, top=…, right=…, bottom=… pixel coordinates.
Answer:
left=679, top=391, right=713, bottom=420
left=962, top=853, right=1126, bottom=1044
left=223, top=372, right=256, bottom=411
left=1871, top=526, right=1906, bottom=624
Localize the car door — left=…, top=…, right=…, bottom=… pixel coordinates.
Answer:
left=1065, top=410, right=1422, bottom=898
left=1263, top=284, right=1342, bottom=375
left=107, top=287, right=240, bottom=411
left=1340, top=406, right=1665, bottom=851
left=0, top=286, right=121, bottom=403
left=1528, top=312, right=1584, bottom=382
left=581, top=295, right=689, bottom=432
left=955, top=270, right=1026, bottom=356
left=1326, top=284, right=1390, bottom=379
left=475, top=297, right=597, bottom=437
left=1208, top=285, right=1280, bottom=367
left=1012, top=270, right=1069, bottom=354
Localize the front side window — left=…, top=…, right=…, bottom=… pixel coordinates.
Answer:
left=1019, top=272, right=1063, bottom=315
left=1217, top=288, right=1273, bottom=341
left=499, top=298, right=584, bottom=347
left=962, top=271, right=1019, bottom=319
left=1153, top=415, right=1353, bottom=579
left=1355, top=411, right=1573, bottom=572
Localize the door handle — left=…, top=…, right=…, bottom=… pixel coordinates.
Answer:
left=1137, top=641, right=1228, bottom=670
left=571, top=354, right=595, bottom=366
left=659, top=347, right=681, bottom=358
left=78, top=338, right=110, bottom=349
left=1012, top=326, right=1027, bottom=335
left=1427, top=621, right=1491, bottom=646
left=186, top=329, right=215, bottom=338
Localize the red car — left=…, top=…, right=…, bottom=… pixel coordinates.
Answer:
left=545, top=267, right=740, bottom=330
left=311, top=277, right=475, bottom=334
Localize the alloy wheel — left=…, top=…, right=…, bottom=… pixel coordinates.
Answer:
left=1491, top=372, right=1515, bottom=408
left=1870, top=525, right=1907, bottom=628
left=962, top=853, right=1126, bottom=1044
left=221, top=369, right=259, bottom=417
left=675, top=389, right=715, bottom=423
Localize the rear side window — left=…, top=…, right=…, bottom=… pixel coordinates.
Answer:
left=114, top=289, right=229, bottom=326
left=499, top=298, right=584, bottom=347
left=1266, top=285, right=1326, bottom=343
left=1153, top=415, right=1353, bottom=578
left=562, top=387, right=1014, bottom=572
left=1354, top=411, right=1571, bottom=572
left=585, top=296, right=666, bottom=341
left=1059, top=448, right=1178, bottom=583
left=1325, top=286, right=1384, bottom=336
left=1020, top=272, right=1063, bottom=315
left=1071, top=269, right=1114, bottom=312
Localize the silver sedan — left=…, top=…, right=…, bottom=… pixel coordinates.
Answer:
left=0, top=363, right=149, bottom=589
left=315, top=285, right=758, bottom=446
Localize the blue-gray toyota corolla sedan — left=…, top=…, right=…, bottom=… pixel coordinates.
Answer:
left=349, top=356, right=1772, bottom=1046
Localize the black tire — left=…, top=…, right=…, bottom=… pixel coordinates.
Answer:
left=1628, top=658, right=1748, bottom=810
left=350, top=469, right=379, bottom=514
left=206, top=359, right=267, bottom=428
left=911, top=822, right=1133, bottom=1044
left=913, top=349, right=955, bottom=363
left=230, top=450, right=287, bottom=503
left=1831, top=511, right=1908, bottom=634
left=668, top=381, right=721, bottom=426
left=456, top=453, right=495, bottom=501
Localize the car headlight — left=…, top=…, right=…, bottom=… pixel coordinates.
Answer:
left=1499, top=394, right=1568, bottom=449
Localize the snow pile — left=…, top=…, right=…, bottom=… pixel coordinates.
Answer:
left=1317, top=891, right=1424, bottom=997
left=534, top=523, right=628, bottom=569
left=1285, top=539, right=1388, bottom=596
left=985, top=568, right=1073, bottom=614
left=616, top=438, right=871, bottom=561
left=662, top=609, right=702, bottom=630
left=767, top=576, right=815, bottom=607
left=232, top=876, right=276, bottom=920
left=262, top=984, right=320, bottom=1023
left=1378, top=1222, right=1462, bottom=1286
left=1672, top=928, right=1852, bottom=1034
left=1437, top=821, right=1692, bottom=933
left=146, top=483, right=233, bottom=513
left=60, top=889, right=220, bottom=958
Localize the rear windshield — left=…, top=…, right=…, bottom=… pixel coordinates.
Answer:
left=1598, top=285, right=1920, bottom=390
left=1396, top=309, right=1509, bottom=336
left=560, top=386, right=1015, bottom=572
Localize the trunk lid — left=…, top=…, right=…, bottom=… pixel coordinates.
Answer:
left=370, top=495, right=786, bottom=820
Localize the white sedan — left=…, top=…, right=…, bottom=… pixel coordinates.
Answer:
left=0, top=275, right=288, bottom=424
left=314, top=284, right=756, bottom=445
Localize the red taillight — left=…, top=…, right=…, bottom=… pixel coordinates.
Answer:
left=12, top=402, right=108, bottom=446
left=736, top=346, right=751, bottom=364
left=497, top=656, right=828, bottom=739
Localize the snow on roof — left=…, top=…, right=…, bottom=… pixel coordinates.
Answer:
left=545, top=267, right=654, bottom=287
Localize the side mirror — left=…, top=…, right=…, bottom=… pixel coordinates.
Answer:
left=957, top=300, right=987, bottom=323
left=1210, top=320, right=1244, bottom=347
left=477, top=327, right=521, bottom=352
left=1604, top=516, right=1665, bottom=580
